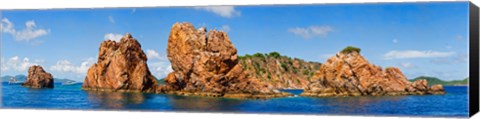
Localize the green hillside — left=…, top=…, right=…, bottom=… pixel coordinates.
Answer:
left=410, top=76, right=468, bottom=86
left=238, top=52, right=322, bottom=89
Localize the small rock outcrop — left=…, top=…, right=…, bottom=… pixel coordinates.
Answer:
left=301, top=46, right=445, bottom=97
left=82, top=33, right=158, bottom=93
left=22, top=65, right=54, bottom=88
left=159, top=23, right=292, bottom=99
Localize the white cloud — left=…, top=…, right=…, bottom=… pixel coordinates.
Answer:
left=398, top=62, right=417, bottom=69
left=149, top=62, right=173, bottom=79
left=49, top=57, right=95, bottom=74
left=1, top=18, right=49, bottom=42
left=104, top=33, right=123, bottom=42
left=288, top=25, right=333, bottom=39
left=145, top=49, right=172, bottom=79
left=220, top=25, right=231, bottom=32
left=1, top=56, right=41, bottom=72
left=108, top=16, right=115, bottom=24
left=146, top=49, right=166, bottom=61
left=383, top=50, right=455, bottom=60
left=195, top=6, right=240, bottom=18
left=392, top=39, right=398, bottom=43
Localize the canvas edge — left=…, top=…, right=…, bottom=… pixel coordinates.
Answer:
left=469, top=1, right=480, bottom=117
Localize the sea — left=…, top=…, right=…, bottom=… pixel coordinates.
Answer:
left=0, top=82, right=469, bottom=117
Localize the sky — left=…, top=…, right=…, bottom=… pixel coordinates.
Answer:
left=0, top=2, right=470, bottom=82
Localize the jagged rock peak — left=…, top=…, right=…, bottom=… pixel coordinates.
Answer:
left=159, top=22, right=292, bottom=99
left=82, top=33, right=157, bottom=93
left=301, top=46, right=445, bottom=97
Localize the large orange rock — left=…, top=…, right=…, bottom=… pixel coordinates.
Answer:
left=82, top=33, right=158, bottom=93
left=159, top=23, right=291, bottom=99
left=22, top=65, right=54, bottom=88
left=301, top=46, right=445, bottom=97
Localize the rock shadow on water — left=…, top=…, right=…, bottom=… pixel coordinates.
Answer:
left=163, top=94, right=247, bottom=112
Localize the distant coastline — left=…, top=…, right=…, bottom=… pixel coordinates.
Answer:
left=409, top=76, right=469, bottom=86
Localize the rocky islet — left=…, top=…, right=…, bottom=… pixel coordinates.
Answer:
left=300, top=46, right=445, bottom=97
left=22, top=65, right=54, bottom=88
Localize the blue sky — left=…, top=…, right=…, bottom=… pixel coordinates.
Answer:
left=1, top=2, right=470, bottom=81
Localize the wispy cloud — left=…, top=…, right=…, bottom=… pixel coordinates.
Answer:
left=383, top=50, right=455, bottom=60
left=104, top=33, right=123, bottom=42
left=392, top=39, right=398, bottom=43
left=288, top=25, right=333, bottom=39
left=398, top=62, right=417, bottom=69
left=146, top=49, right=167, bottom=61
left=108, top=16, right=115, bottom=24
left=431, top=54, right=468, bottom=64
left=445, top=45, right=452, bottom=49
left=195, top=6, right=240, bottom=18
left=220, top=25, right=231, bottom=32
left=1, top=18, right=49, bottom=42
left=49, top=57, right=95, bottom=74
left=455, top=35, right=464, bottom=41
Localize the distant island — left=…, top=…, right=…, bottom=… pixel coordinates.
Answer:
left=410, top=76, right=469, bottom=86
left=1, top=74, right=77, bottom=84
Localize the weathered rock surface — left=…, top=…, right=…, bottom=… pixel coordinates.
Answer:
left=159, top=23, right=292, bottom=99
left=82, top=33, right=158, bottom=93
left=238, top=52, right=321, bottom=89
left=301, top=46, right=445, bottom=97
left=22, top=65, right=54, bottom=88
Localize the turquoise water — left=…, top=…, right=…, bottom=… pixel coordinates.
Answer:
left=1, top=82, right=468, bottom=117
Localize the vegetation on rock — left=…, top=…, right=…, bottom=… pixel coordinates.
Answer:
left=341, top=46, right=361, bottom=54
left=238, top=51, right=322, bottom=89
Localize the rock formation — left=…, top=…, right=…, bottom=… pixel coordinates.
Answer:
left=22, top=65, right=54, bottom=88
left=159, top=23, right=292, bottom=99
left=238, top=52, right=321, bottom=89
left=301, top=46, right=445, bottom=97
left=82, top=33, right=158, bottom=93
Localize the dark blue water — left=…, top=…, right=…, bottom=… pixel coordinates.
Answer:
left=1, top=82, right=468, bottom=117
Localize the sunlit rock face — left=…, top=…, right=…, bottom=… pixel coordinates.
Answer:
left=82, top=33, right=158, bottom=93
left=159, top=22, right=292, bottom=99
left=22, top=65, right=54, bottom=88
left=301, top=47, right=445, bottom=97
